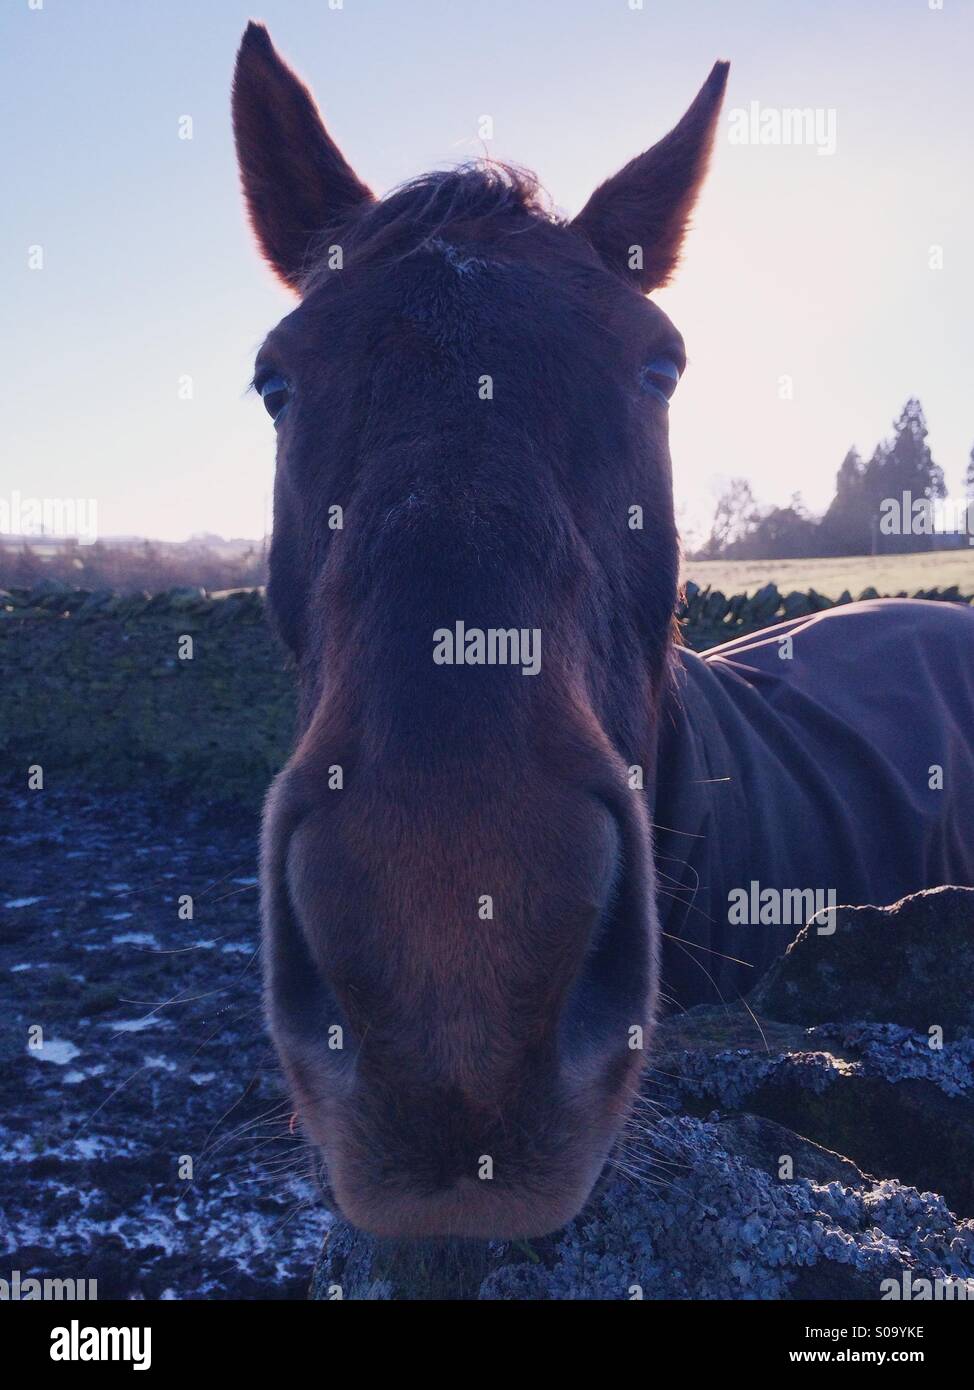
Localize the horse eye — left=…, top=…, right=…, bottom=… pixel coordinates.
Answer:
left=639, top=356, right=682, bottom=406
left=258, top=373, right=291, bottom=423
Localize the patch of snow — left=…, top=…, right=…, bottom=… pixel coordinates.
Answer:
left=29, top=1039, right=81, bottom=1065
left=144, top=1055, right=177, bottom=1072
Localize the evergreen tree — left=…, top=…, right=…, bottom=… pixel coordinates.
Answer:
left=864, top=399, right=943, bottom=551
left=834, top=446, right=865, bottom=500
left=820, top=446, right=870, bottom=554
left=870, top=398, right=944, bottom=502
left=820, top=401, right=944, bottom=555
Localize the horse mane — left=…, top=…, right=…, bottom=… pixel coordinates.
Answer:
left=303, top=161, right=557, bottom=287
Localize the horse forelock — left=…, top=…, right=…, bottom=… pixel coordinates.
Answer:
left=299, top=161, right=561, bottom=290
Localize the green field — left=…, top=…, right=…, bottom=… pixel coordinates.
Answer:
left=683, top=548, right=974, bottom=598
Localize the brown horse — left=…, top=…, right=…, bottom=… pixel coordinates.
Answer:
left=233, top=23, right=974, bottom=1239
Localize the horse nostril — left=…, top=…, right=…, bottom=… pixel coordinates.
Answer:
left=561, top=868, right=653, bottom=1056
left=262, top=833, right=354, bottom=1056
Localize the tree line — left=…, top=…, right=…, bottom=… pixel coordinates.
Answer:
left=0, top=537, right=268, bottom=594
left=695, top=399, right=973, bottom=560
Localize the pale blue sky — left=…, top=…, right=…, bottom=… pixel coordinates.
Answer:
left=2, top=0, right=972, bottom=542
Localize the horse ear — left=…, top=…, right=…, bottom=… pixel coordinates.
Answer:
left=232, top=22, right=374, bottom=292
left=572, top=61, right=729, bottom=293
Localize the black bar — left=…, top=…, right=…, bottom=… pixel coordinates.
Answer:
left=1, top=1299, right=965, bottom=1374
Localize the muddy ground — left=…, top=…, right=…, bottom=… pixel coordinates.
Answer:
left=0, top=787, right=326, bottom=1299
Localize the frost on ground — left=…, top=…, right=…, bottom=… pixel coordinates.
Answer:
left=313, top=1109, right=974, bottom=1301
left=0, top=790, right=326, bottom=1299
left=5, top=784, right=973, bottom=1302
left=312, top=887, right=974, bottom=1300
